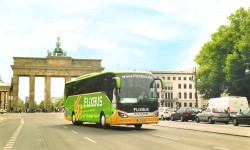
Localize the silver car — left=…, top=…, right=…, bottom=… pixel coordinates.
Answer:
left=195, top=107, right=230, bottom=124
left=0, top=108, right=6, bottom=114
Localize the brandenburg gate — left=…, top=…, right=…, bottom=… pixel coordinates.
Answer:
left=10, top=38, right=104, bottom=112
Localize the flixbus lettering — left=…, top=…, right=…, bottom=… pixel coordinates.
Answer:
left=84, top=96, right=103, bottom=107
left=134, top=107, right=149, bottom=112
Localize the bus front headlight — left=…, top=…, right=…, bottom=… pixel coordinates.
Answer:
left=118, top=111, right=128, bottom=118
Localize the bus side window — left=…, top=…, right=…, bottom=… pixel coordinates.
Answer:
left=104, top=76, right=115, bottom=101
left=112, top=88, right=117, bottom=107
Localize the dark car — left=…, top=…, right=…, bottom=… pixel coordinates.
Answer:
left=171, top=107, right=200, bottom=122
left=195, top=107, right=230, bottom=124
left=232, top=107, right=250, bottom=126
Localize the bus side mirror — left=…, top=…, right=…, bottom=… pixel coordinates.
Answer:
left=160, top=78, right=165, bottom=89
left=113, top=77, right=121, bottom=89
left=153, top=78, right=166, bottom=89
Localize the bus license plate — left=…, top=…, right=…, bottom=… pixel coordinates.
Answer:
left=137, top=119, right=145, bottom=122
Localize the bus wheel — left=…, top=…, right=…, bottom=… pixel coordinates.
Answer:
left=72, top=113, right=77, bottom=125
left=100, top=113, right=109, bottom=128
left=134, top=124, right=142, bottom=129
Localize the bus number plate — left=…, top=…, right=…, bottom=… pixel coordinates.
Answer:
left=137, top=119, right=145, bottom=122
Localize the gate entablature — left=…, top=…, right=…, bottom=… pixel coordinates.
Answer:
left=11, top=56, right=103, bottom=77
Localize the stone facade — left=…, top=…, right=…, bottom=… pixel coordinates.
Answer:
left=11, top=56, right=104, bottom=112
left=152, top=70, right=207, bottom=109
left=0, top=82, right=11, bottom=111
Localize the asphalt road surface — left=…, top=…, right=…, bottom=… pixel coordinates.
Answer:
left=0, top=113, right=249, bottom=150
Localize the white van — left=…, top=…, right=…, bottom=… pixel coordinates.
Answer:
left=208, top=96, right=249, bottom=117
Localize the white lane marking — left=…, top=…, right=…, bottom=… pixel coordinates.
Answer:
left=3, top=119, right=24, bottom=150
left=62, top=126, right=67, bottom=129
left=153, top=134, right=178, bottom=141
left=84, top=137, right=97, bottom=143
left=213, top=147, right=230, bottom=150
left=71, top=130, right=78, bottom=134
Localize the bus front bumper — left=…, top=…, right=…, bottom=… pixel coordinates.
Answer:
left=106, top=111, right=159, bottom=125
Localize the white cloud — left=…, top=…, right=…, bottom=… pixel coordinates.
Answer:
left=81, top=37, right=119, bottom=52
left=1, top=0, right=250, bottom=101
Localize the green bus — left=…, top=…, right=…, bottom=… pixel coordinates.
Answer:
left=64, top=71, right=165, bottom=129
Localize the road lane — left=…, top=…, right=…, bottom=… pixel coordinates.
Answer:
left=3, top=118, right=24, bottom=149
left=0, top=113, right=21, bottom=148
left=1, top=113, right=250, bottom=150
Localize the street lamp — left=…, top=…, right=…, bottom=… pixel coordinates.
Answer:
left=192, top=67, right=198, bottom=108
left=245, top=51, right=250, bottom=74
left=245, top=63, right=250, bottom=74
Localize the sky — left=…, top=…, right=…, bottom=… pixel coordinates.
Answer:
left=0, top=0, right=249, bottom=104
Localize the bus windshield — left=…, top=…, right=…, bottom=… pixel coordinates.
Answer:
left=117, top=73, right=157, bottom=104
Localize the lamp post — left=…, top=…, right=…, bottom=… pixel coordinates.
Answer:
left=245, top=51, right=250, bottom=74
left=245, top=63, right=250, bottom=74
left=192, top=67, right=198, bottom=108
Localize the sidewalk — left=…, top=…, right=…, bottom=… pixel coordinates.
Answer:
left=156, top=120, right=250, bottom=137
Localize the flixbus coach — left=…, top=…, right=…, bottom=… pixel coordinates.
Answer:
left=64, top=71, right=165, bottom=129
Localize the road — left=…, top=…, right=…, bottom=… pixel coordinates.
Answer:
left=0, top=113, right=249, bottom=150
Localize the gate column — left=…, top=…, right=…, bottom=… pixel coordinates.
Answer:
left=12, top=74, right=19, bottom=112
left=29, top=75, right=35, bottom=112
left=0, top=92, right=2, bottom=109
left=7, top=90, right=10, bottom=112
left=44, top=76, right=51, bottom=111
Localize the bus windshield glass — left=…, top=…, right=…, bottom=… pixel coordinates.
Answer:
left=117, top=73, right=157, bottom=104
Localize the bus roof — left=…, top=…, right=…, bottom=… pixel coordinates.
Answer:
left=66, top=71, right=153, bottom=84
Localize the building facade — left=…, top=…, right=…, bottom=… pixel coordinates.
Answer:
left=152, top=69, right=207, bottom=109
left=0, top=80, right=11, bottom=111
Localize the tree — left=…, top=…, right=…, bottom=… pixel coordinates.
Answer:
left=18, top=100, right=25, bottom=110
left=54, top=97, right=64, bottom=108
left=25, top=101, right=29, bottom=110
left=195, top=7, right=250, bottom=101
left=38, top=101, right=44, bottom=110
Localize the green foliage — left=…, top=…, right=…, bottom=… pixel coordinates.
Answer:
left=38, top=100, right=44, bottom=110
left=54, top=97, right=64, bottom=107
left=25, top=101, right=29, bottom=109
left=195, top=7, right=250, bottom=101
left=18, top=100, right=25, bottom=109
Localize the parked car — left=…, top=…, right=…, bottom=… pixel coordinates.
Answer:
left=171, top=107, right=200, bottom=122
left=159, top=107, right=176, bottom=120
left=232, top=107, right=250, bottom=126
left=0, top=108, right=6, bottom=114
left=195, top=107, right=230, bottom=124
